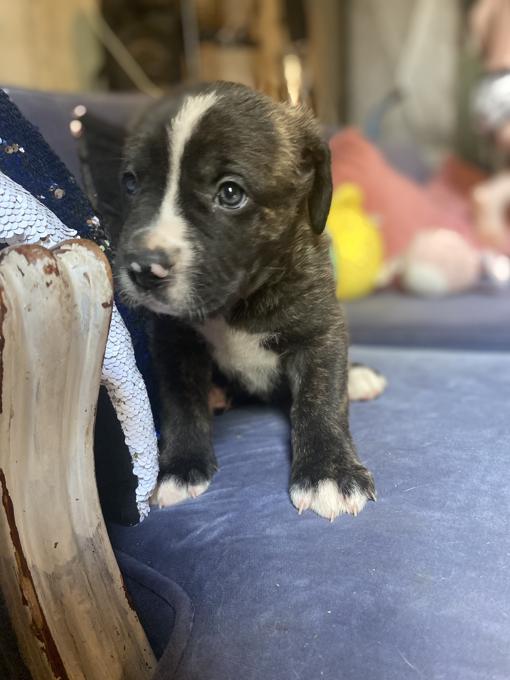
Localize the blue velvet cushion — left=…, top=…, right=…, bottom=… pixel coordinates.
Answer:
left=346, top=289, right=510, bottom=352
left=109, top=345, right=510, bottom=679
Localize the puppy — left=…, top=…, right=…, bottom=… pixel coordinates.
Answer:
left=116, top=82, right=383, bottom=521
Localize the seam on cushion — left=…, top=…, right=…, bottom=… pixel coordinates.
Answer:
left=115, top=549, right=194, bottom=674
left=154, top=609, right=196, bottom=680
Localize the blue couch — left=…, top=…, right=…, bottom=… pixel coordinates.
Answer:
left=7, top=87, right=510, bottom=679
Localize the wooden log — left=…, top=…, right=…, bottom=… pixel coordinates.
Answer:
left=0, top=589, right=32, bottom=679
left=254, top=0, right=287, bottom=101
left=0, top=0, right=101, bottom=92
left=199, top=41, right=257, bottom=88
left=0, top=241, right=156, bottom=680
left=306, top=0, right=347, bottom=125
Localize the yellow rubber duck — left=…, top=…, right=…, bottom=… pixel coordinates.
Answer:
left=327, top=183, right=384, bottom=300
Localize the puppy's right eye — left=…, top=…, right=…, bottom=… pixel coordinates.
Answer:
left=216, top=181, right=247, bottom=210
left=122, top=171, right=138, bottom=195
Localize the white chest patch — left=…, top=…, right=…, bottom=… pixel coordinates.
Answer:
left=197, top=318, right=280, bottom=396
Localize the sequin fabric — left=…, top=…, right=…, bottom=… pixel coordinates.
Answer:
left=102, top=304, right=158, bottom=518
left=0, top=90, right=111, bottom=252
left=0, top=89, right=158, bottom=520
left=0, top=171, right=77, bottom=245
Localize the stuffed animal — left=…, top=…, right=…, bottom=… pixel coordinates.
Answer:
left=397, top=228, right=482, bottom=296
left=328, top=129, right=510, bottom=297
left=327, top=183, right=384, bottom=300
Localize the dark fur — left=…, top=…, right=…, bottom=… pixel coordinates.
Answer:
left=116, top=82, right=375, bottom=514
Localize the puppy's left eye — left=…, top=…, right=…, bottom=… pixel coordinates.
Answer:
left=216, top=181, right=247, bottom=210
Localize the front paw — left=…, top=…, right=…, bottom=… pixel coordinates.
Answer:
left=152, top=452, right=217, bottom=508
left=290, top=465, right=376, bottom=521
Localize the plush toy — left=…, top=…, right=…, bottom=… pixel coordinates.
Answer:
left=327, top=183, right=384, bottom=300
left=397, top=229, right=482, bottom=296
left=327, top=128, right=510, bottom=297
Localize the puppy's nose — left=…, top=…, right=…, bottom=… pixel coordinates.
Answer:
left=126, top=250, right=172, bottom=291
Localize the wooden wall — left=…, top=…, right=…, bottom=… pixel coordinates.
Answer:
left=0, top=0, right=101, bottom=92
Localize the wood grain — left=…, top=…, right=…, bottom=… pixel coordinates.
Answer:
left=0, top=241, right=155, bottom=680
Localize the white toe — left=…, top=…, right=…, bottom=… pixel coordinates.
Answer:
left=290, top=479, right=369, bottom=520
left=348, top=365, right=387, bottom=401
left=151, top=476, right=210, bottom=508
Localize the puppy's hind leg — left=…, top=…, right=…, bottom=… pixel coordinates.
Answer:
left=348, top=362, right=387, bottom=402
left=208, top=384, right=232, bottom=414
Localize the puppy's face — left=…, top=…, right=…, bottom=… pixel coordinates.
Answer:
left=116, top=82, right=332, bottom=320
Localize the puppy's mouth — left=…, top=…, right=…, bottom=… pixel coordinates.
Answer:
left=116, top=261, right=244, bottom=321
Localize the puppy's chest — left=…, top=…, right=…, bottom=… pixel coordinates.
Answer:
left=196, top=318, right=280, bottom=396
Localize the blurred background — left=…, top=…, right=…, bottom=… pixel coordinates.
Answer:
left=0, top=0, right=472, bottom=160
left=2, top=0, right=510, bottom=302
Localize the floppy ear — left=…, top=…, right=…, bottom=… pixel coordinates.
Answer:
left=304, top=135, right=333, bottom=234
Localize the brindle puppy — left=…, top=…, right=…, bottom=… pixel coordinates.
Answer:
left=116, top=82, right=384, bottom=521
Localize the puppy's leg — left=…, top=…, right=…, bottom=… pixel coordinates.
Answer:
left=208, top=384, right=232, bottom=414
left=348, top=363, right=387, bottom=402
left=286, top=340, right=375, bottom=521
left=151, top=317, right=217, bottom=508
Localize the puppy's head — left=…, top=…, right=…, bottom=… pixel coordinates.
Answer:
left=116, top=82, right=332, bottom=320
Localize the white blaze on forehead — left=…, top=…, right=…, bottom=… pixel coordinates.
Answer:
left=166, top=92, right=218, bottom=207
left=144, top=92, right=218, bottom=312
